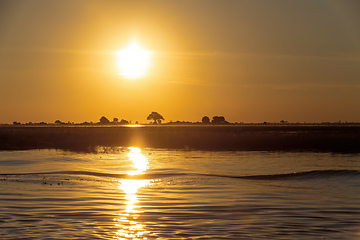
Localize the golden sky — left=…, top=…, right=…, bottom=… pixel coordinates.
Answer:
left=1, top=0, right=360, bottom=123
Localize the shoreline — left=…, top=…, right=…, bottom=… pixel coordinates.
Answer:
left=1, top=125, right=360, bottom=153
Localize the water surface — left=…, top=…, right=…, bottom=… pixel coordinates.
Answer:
left=0, top=148, right=359, bottom=239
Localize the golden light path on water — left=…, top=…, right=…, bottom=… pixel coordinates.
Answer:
left=114, top=147, right=152, bottom=240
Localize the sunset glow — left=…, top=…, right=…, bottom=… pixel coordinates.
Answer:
left=116, top=40, right=152, bottom=79
left=2, top=1, right=360, bottom=239
left=1, top=1, right=360, bottom=125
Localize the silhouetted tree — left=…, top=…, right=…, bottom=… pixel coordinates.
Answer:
left=212, top=116, right=228, bottom=124
left=147, top=112, right=164, bottom=124
left=119, top=119, right=129, bottom=124
left=99, top=116, right=110, bottom=124
left=113, top=118, right=119, bottom=124
left=202, top=116, right=210, bottom=124
left=55, top=120, right=63, bottom=124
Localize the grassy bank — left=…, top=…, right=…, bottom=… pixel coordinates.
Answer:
left=1, top=125, right=360, bottom=152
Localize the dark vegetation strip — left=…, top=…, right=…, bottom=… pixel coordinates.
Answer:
left=0, top=125, right=360, bottom=153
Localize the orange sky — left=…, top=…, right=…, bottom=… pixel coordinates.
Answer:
left=1, top=0, right=360, bottom=123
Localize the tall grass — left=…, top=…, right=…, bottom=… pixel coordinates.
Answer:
left=0, top=125, right=359, bottom=152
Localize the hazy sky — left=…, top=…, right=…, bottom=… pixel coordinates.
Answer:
left=1, top=0, right=360, bottom=123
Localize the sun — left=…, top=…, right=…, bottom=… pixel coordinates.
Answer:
left=116, top=40, right=152, bottom=79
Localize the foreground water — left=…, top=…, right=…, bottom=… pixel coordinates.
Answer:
left=0, top=148, right=359, bottom=239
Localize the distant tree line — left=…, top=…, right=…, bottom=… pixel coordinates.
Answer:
left=97, top=116, right=132, bottom=125
left=6, top=111, right=360, bottom=126
left=13, top=121, right=49, bottom=125
left=201, top=116, right=229, bottom=124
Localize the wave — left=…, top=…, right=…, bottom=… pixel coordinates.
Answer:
left=1, top=169, right=359, bottom=181
left=0, top=170, right=187, bottom=180
left=219, top=169, right=360, bottom=180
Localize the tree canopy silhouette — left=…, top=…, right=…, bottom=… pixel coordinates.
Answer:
left=212, top=116, right=228, bottom=124
left=147, top=112, right=164, bottom=124
left=202, top=116, right=210, bottom=124
left=99, top=116, right=110, bottom=124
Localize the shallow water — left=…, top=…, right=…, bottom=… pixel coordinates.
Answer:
left=0, top=148, right=359, bottom=239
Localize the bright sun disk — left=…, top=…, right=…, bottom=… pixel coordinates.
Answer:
left=116, top=40, right=152, bottom=79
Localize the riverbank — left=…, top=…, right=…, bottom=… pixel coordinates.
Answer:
left=1, top=125, right=360, bottom=152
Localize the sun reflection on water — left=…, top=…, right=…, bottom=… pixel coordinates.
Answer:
left=113, top=147, right=152, bottom=240
left=119, top=179, right=149, bottom=214
left=126, top=147, right=148, bottom=176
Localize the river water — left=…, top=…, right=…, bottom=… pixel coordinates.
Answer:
left=0, top=148, right=359, bottom=239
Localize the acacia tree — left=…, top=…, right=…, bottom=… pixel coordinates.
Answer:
left=147, top=112, right=164, bottom=124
